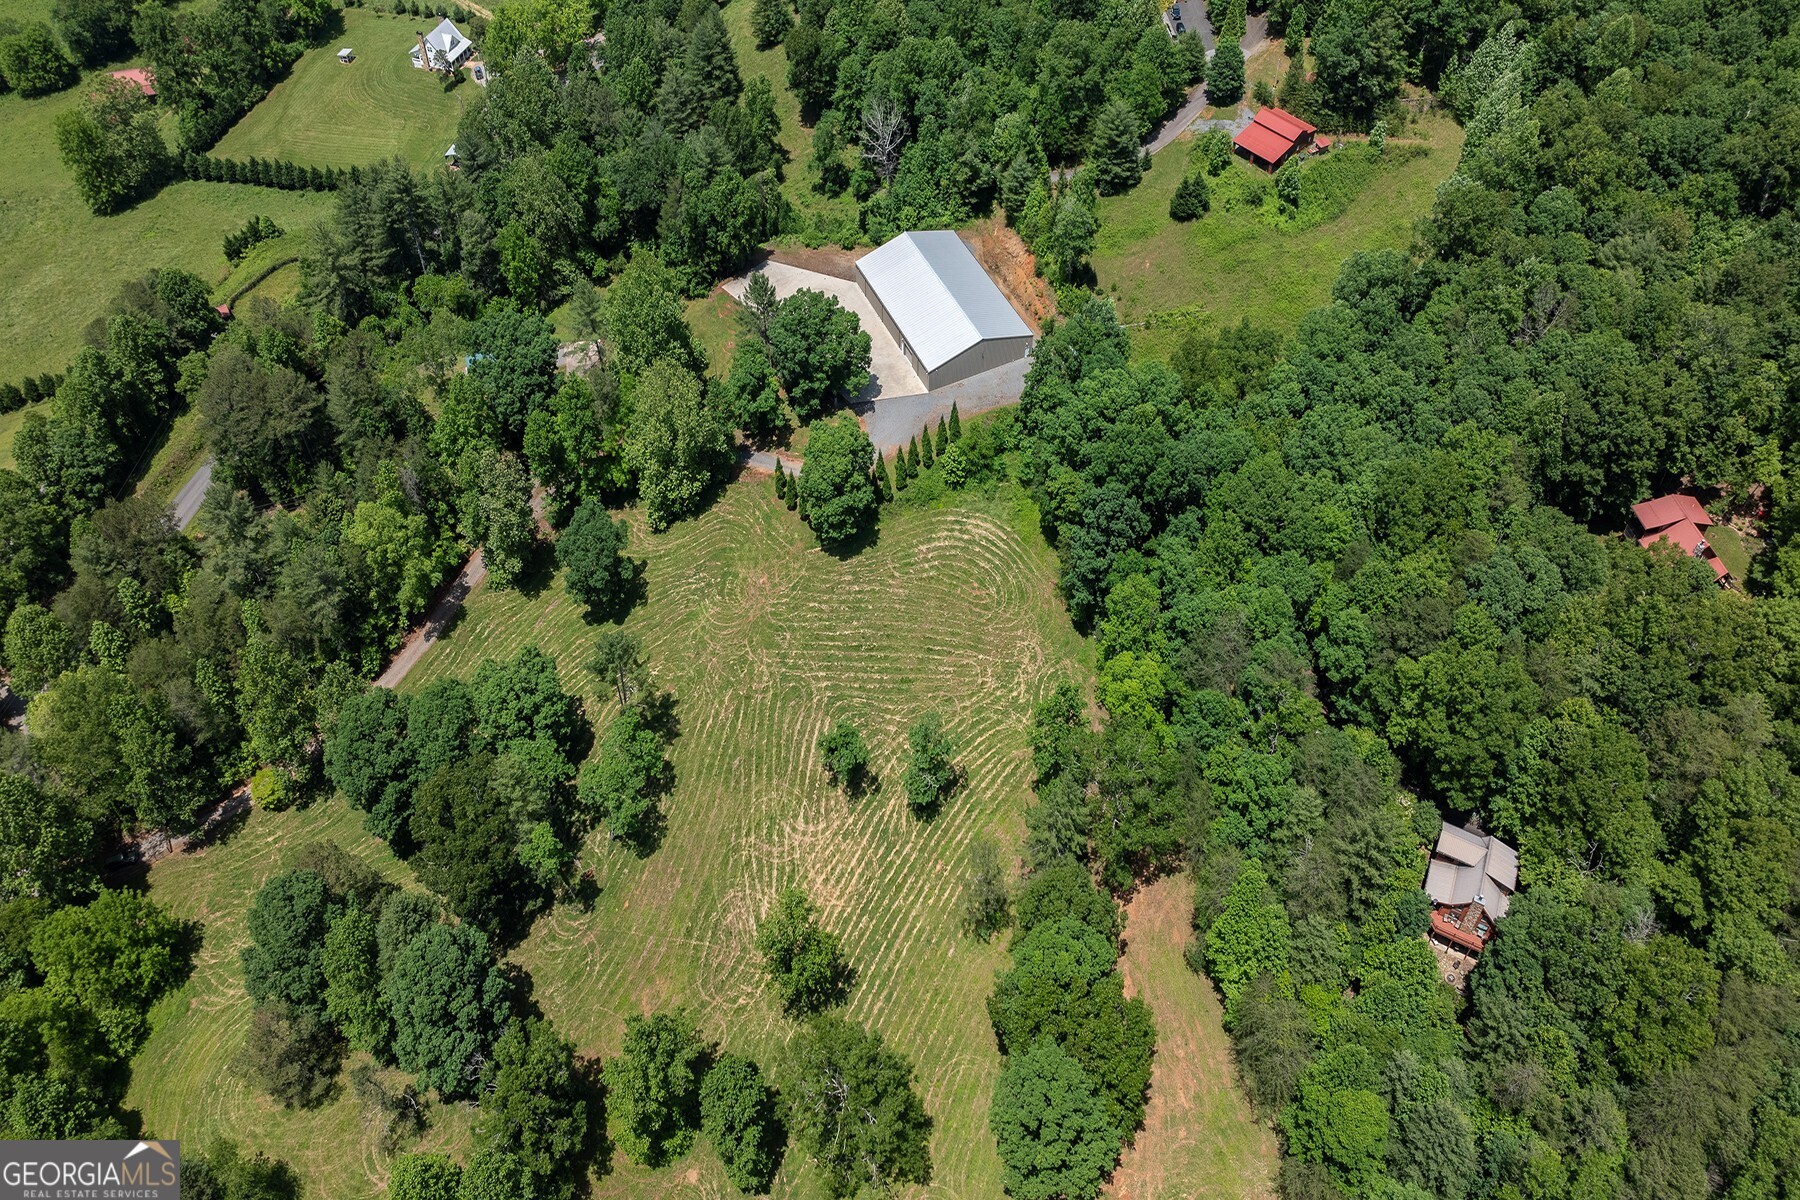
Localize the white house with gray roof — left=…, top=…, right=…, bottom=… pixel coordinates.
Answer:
left=854, top=231, right=1035, bottom=391
left=411, top=18, right=473, bottom=71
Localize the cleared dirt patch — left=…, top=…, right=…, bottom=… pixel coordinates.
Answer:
left=1107, top=874, right=1278, bottom=1200
left=962, top=216, right=1056, bottom=330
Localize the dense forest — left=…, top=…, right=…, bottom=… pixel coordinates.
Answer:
left=2, top=0, right=1799, bottom=1197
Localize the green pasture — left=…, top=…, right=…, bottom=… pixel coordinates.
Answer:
left=1093, top=112, right=1463, bottom=352
left=0, top=75, right=332, bottom=383
left=212, top=10, right=473, bottom=170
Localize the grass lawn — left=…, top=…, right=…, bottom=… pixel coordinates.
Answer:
left=0, top=76, right=333, bottom=383
left=132, top=407, right=209, bottom=510
left=127, top=798, right=479, bottom=1197
left=719, top=0, right=863, bottom=246
left=1709, top=522, right=1759, bottom=582
left=212, top=11, right=473, bottom=171
left=1093, top=111, right=1463, bottom=354
left=0, top=402, right=43, bottom=472
left=685, top=286, right=747, bottom=377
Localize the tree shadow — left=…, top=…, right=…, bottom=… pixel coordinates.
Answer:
left=640, top=688, right=681, bottom=742
left=513, top=539, right=560, bottom=598
left=819, top=517, right=881, bottom=561
left=615, top=800, right=668, bottom=860
left=843, top=767, right=878, bottom=802
left=571, top=1054, right=614, bottom=1191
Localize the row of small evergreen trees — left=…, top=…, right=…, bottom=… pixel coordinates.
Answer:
left=772, top=404, right=965, bottom=516
left=347, top=0, right=472, bottom=19
left=0, top=372, right=66, bottom=415
left=182, top=152, right=347, bottom=192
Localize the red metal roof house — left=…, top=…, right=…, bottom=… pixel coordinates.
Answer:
left=1233, top=106, right=1317, bottom=171
left=1632, top=493, right=1729, bottom=584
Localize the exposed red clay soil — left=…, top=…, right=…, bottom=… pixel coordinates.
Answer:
left=962, top=216, right=1058, bottom=330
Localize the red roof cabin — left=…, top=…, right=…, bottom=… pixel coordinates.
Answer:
left=1233, top=106, right=1317, bottom=171
left=109, top=68, right=156, bottom=98
left=1632, top=493, right=1729, bottom=584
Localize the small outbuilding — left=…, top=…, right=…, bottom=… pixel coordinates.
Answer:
left=109, top=68, right=156, bottom=98
left=338, top=47, right=355, bottom=64
left=854, top=230, right=1035, bottom=391
left=1424, top=825, right=1517, bottom=955
left=411, top=18, right=474, bottom=71
left=1233, top=105, right=1317, bottom=171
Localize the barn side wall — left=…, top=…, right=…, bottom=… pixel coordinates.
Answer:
left=926, top=334, right=1035, bottom=390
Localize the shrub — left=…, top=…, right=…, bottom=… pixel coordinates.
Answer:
left=250, top=766, right=297, bottom=811
left=1192, top=128, right=1233, bottom=176
left=0, top=24, right=77, bottom=98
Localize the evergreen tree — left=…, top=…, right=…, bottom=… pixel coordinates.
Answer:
left=1170, top=171, right=1211, bottom=220
left=947, top=402, right=961, bottom=440
left=871, top=453, right=888, bottom=504
left=773, top=463, right=788, bottom=503
left=1088, top=100, right=1145, bottom=195
left=934, top=418, right=948, bottom=457
left=1208, top=39, right=1245, bottom=106
left=920, top=431, right=935, bottom=469
left=906, top=436, right=920, bottom=474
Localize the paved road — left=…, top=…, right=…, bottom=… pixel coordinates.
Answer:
left=170, top=458, right=214, bottom=531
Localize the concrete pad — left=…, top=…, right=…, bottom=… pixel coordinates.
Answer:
left=853, top=357, right=1030, bottom=455
left=722, top=261, right=926, bottom=401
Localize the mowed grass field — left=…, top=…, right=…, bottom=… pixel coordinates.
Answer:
left=212, top=10, right=473, bottom=170
left=125, top=480, right=1111, bottom=1198
left=403, top=481, right=1094, bottom=1198
left=1094, top=112, right=1463, bottom=350
left=126, top=799, right=480, bottom=1198
left=1104, top=876, right=1276, bottom=1200
left=0, top=76, right=333, bottom=383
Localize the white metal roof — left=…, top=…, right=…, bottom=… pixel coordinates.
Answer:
left=416, top=18, right=471, bottom=63
left=856, top=231, right=1032, bottom=372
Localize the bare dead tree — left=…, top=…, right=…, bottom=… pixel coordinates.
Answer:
left=860, top=96, right=908, bottom=185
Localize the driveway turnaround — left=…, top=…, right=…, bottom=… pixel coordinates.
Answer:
left=722, top=261, right=927, bottom=400
left=855, top=357, right=1030, bottom=455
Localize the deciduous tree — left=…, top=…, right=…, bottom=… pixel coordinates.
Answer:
left=604, top=1009, right=707, bottom=1167
left=701, top=1054, right=781, bottom=1194
left=784, top=1015, right=931, bottom=1197
left=796, top=414, right=877, bottom=546
left=767, top=290, right=871, bottom=421
left=990, top=1037, right=1122, bottom=1200
left=755, top=887, right=851, bottom=1015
